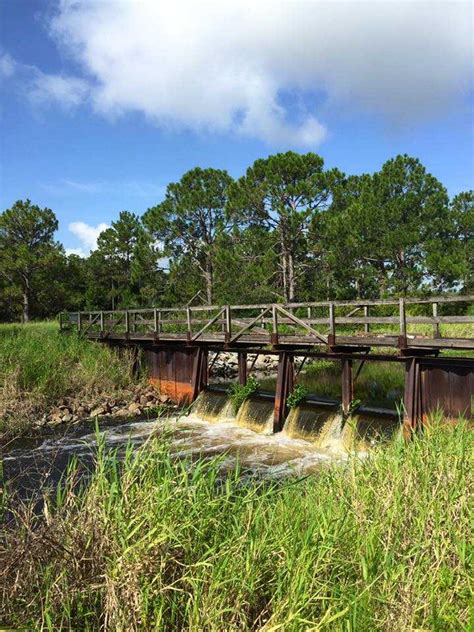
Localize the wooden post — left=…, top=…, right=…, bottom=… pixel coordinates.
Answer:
left=100, top=311, right=104, bottom=335
left=186, top=307, right=192, bottom=341
left=125, top=310, right=130, bottom=336
left=341, top=359, right=354, bottom=416
left=364, top=305, right=369, bottom=334
left=432, top=302, right=440, bottom=339
left=398, top=298, right=407, bottom=349
left=272, top=304, right=279, bottom=345
left=77, top=312, right=82, bottom=333
left=328, top=302, right=336, bottom=347
left=273, top=352, right=294, bottom=432
left=238, top=352, right=247, bottom=385
left=225, top=305, right=231, bottom=342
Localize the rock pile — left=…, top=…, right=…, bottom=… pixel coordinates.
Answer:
left=209, top=352, right=279, bottom=381
left=39, top=383, right=172, bottom=428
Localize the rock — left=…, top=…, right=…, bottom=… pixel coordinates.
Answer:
left=158, top=393, right=170, bottom=403
left=139, top=395, right=149, bottom=405
left=62, top=413, right=73, bottom=423
left=49, top=413, right=63, bottom=426
left=128, top=402, right=141, bottom=414
left=90, top=406, right=106, bottom=417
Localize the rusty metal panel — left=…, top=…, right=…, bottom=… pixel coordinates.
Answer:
left=145, top=347, right=207, bottom=404
left=420, top=361, right=473, bottom=421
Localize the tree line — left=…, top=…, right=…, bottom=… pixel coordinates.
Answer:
left=0, top=152, right=472, bottom=322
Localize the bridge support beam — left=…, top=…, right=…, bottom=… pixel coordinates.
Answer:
left=273, top=352, right=294, bottom=433
left=341, top=359, right=354, bottom=417
left=238, top=352, right=247, bottom=385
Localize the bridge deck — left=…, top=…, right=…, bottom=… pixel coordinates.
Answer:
left=60, top=295, right=474, bottom=353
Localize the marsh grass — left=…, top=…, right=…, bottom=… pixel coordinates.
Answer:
left=0, top=322, right=139, bottom=437
left=1, top=418, right=472, bottom=631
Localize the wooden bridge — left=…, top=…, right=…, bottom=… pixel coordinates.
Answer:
left=60, top=295, right=474, bottom=437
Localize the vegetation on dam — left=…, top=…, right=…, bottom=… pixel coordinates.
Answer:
left=1, top=420, right=472, bottom=631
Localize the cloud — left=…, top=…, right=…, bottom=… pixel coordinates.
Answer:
left=68, top=221, right=109, bottom=254
left=42, top=178, right=166, bottom=198
left=0, top=53, right=16, bottom=78
left=7, top=1, right=474, bottom=145
left=29, top=73, right=90, bottom=108
left=65, top=246, right=87, bottom=257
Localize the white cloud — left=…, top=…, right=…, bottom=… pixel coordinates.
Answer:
left=65, top=247, right=87, bottom=257
left=68, top=221, right=109, bottom=254
left=0, top=53, right=16, bottom=78
left=29, top=73, right=89, bottom=108
left=5, top=1, right=473, bottom=146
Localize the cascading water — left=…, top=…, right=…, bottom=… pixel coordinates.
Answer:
left=3, top=388, right=401, bottom=498
left=235, top=394, right=275, bottom=434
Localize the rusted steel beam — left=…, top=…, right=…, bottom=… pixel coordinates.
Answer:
left=273, top=352, right=294, bottom=433
left=341, top=359, right=354, bottom=416
left=238, top=352, right=247, bottom=385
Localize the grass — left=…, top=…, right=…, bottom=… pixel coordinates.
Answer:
left=1, top=418, right=472, bottom=631
left=0, top=322, right=139, bottom=438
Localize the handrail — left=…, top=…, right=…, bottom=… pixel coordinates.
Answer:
left=60, top=295, right=474, bottom=350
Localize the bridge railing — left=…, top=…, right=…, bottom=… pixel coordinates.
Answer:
left=59, top=295, right=474, bottom=349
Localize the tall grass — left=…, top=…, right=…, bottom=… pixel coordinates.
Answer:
left=1, top=419, right=472, bottom=631
left=0, top=322, right=138, bottom=437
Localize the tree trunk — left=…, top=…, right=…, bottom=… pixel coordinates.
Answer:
left=280, top=232, right=289, bottom=302
left=22, top=284, right=30, bottom=323
left=287, top=250, right=295, bottom=303
left=22, top=270, right=30, bottom=323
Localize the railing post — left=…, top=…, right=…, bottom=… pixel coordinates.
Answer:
left=364, top=305, right=369, bottom=334
left=328, top=302, right=335, bottom=347
left=77, top=312, right=82, bottom=334
left=399, top=298, right=407, bottom=349
left=225, top=305, right=231, bottom=343
left=186, top=307, right=192, bottom=341
left=125, top=310, right=130, bottom=336
left=432, top=302, right=440, bottom=339
left=271, top=304, right=279, bottom=345
left=100, top=311, right=104, bottom=335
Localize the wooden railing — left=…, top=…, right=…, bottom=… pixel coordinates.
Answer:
left=59, top=295, right=474, bottom=350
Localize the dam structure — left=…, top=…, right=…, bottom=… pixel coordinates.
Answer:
left=60, top=295, right=474, bottom=439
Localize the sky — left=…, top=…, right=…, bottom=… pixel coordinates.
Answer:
left=0, top=0, right=473, bottom=256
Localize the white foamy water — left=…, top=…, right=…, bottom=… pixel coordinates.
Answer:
left=3, top=412, right=349, bottom=485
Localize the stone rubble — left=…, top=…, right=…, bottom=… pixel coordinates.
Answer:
left=40, top=383, right=171, bottom=429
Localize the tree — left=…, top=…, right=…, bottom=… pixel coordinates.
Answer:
left=0, top=199, right=61, bottom=321
left=143, top=167, right=234, bottom=305
left=322, top=156, right=451, bottom=297
left=227, top=152, right=342, bottom=302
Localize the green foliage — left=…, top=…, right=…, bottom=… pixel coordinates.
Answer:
left=286, top=383, right=308, bottom=408
left=0, top=322, right=139, bottom=438
left=144, top=167, right=235, bottom=304
left=0, top=199, right=64, bottom=321
left=1, top=157, right=472, bottom=321
left=1, top=421, right=472, bottom=630
left=228, top=375, right=259, bottom=413
left=227, top=151, right=342, bottom=301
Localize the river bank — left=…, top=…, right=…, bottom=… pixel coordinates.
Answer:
left=0, top=322, right=161, bottom=442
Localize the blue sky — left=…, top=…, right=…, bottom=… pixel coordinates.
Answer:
left=0, top=0, right=473, bottom=255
